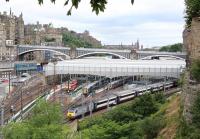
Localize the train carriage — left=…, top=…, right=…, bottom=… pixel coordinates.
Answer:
left=113, top=90, right=136, bottom=102
left=94, top=94, right=118, bottom=109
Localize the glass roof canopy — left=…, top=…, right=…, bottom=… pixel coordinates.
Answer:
left=44, top=59, right=186, bottom=78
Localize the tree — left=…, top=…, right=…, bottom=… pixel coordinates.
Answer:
left=5, top=0, right=134, bottom=15
left=132, top=94, right=158, bottom=118
left=2, top=100, right=68, bottom=139
left=159, top=43, right=183, bottom=52
left=185, top=0, right=200, bottom=27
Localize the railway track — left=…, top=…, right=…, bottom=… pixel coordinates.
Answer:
left=0, top=74, right=49, bottom=124
left=65, top=87, right=181, bottom=123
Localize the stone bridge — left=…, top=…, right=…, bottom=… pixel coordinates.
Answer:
left=17, top=45, right=186, bottom=60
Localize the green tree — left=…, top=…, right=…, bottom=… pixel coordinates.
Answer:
left=185, top=0, right=200, bottom=27
left=2, top=100, right=68, bottom=139
left=62, top=32, right=101, bottom=48
left=132, top=94, right=158, bottom=118
left=159, top=43, right=183, bottom=52
left=6, top=0, right=134, bottom=15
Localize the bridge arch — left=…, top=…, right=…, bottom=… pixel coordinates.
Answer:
left=140, top=55, right=185, bottom=61
left=18, top=48, right=71, bottom=60
left=76, top=52, right=127, bottom=59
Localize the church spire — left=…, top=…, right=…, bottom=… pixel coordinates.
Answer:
left=9, top=7, right=11, bottom=16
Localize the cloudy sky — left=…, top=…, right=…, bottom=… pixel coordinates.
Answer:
left=0, top=0, right=185, bottom=47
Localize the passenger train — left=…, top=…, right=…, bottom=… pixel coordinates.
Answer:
left=67, top=80, right=178, bottom=119
left=82, top=77, right=131, bottom=95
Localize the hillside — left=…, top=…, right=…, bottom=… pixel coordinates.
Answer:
left=62, top=31, right=102, bottom=48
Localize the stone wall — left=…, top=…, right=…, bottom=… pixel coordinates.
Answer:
left=183, top=17, right=200, bottom=64
left=182, top=72, right=200, bottom=123
left=182, top=17, right=200, bottom=122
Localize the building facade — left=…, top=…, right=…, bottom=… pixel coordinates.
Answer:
left=0, top=10, right=24, bottom=61
left=24, top=22, right=63, bottom=46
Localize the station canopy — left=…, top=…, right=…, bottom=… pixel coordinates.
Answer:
left=44, top=58, right=186, bottom=78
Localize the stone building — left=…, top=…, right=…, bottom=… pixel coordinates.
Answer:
left=24, top=22, right=63, bottom=46
left=0, top=10, right=24, bottom=61
left=0, top=10, right=24, bottom=45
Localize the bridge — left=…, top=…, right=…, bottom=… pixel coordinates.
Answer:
left=44, top=59, right=186, bottom=78
left=17, top=45, right=187, bottom=60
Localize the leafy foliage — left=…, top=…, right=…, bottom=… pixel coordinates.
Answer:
left=78, top=93, right=166, bottom=138
left=62, top=32, right=101, bottom=48
left=153, top=92, right=166, bottom=104
left=159, top=43, right=183, bottom=52
left=190, top=59, right=200, bottom=82
left=6, top=0, right=134, bottom=15
left=2, top=100, right=68, bottom=139
left=176, top=93, right=200, bottom=139
left=141, top=116, right=165, bottom=139
left=185, top=0, right=200, bottom=27
left=192, top=92, right=200, bottom=128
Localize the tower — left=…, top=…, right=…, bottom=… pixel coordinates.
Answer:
left=15, top=12, right=24, bottom=44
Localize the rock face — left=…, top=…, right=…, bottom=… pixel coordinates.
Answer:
left=182, top=17, right=200, bottom=123
left=183, top=17, right=200, bottom=64
left=182, top=72, right=200, bottom=123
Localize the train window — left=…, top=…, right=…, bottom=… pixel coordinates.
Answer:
left=97, top=100, right=108, bottom=105
left=121, top=93, right=135, bottom=98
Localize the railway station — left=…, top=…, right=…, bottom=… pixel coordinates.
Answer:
left=43, top=58, right=186, bottom=119
left=44, top=58, right=185, bottom=78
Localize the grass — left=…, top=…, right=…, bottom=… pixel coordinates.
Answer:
left=157, top=95, right=181, bottom=139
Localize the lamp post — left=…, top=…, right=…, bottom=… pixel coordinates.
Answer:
left=52, top=59, right=57, bottom=101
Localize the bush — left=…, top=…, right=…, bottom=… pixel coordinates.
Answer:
left=190, top=60, right=200, bottom=82
left=191, top=92, right=200, bottom=128
left=153, top=92, right=166, bottom=104
left=177, top=92, right=200, bottom=139
left=132, top=94, right=158, bottom=118
left=141, top=116, right=165, bottom=139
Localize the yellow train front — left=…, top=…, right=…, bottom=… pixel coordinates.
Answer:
left=67, top=109, right=77, bottom=119
left=67, top=105, right=92, bottom=120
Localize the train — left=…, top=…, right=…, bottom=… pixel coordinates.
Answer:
left=67, top=80, right=178, bottom=119
left=63, top=80, right=78, bottom=93
left=82, top=77, right=132, bottom=95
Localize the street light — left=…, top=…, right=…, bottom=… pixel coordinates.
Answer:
left=52, top=59, right=57, bottom=101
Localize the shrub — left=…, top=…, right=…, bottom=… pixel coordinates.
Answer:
left=141, top=116, right=165, bottom=139
left=190, top=59, right=200, bottom=82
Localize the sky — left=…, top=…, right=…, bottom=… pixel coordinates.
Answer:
left=0, top=0, right=185, bottom=48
